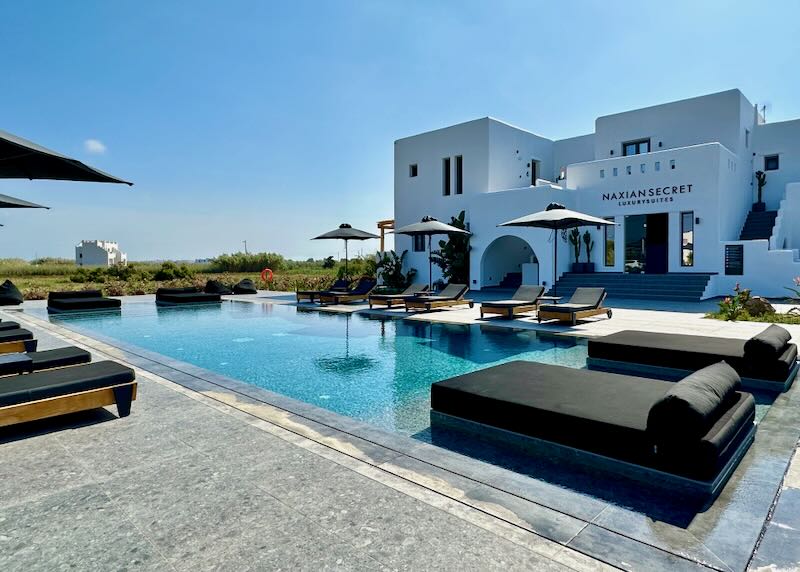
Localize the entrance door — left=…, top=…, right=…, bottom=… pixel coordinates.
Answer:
left=624, top=213, right=668, bottom=274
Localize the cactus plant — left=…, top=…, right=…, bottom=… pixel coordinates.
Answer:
left=568, top=228, right=582, bottom=263
left=583, top=230, right=594, bottom=263
left=756, top=170, right=767, bottom=204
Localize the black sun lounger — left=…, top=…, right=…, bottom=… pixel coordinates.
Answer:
left=296, top=279, right=350, bottom=303
left=587, top=324, right=799, bottom=391
left=368, top=283, right=429, bottom=309
left=0, top=346, right=92, bottom=377
left=319, top=278, right=378, bottom=305
left=156, top=287, right=222, bottom=305
left=404, top=284, right=473, bottom=311
left=480, top=285, right=545, bottom=319
left=0, top=320, right=21, bottom=331
left=0, top=328, right=37, bottom=353
left=537, top=287, right=611, bottom=325
left=47, top=290, right=121, bottom=313
left=0, top=360, right=137, bottom=427
left=431, top=360, right=755, bottom=500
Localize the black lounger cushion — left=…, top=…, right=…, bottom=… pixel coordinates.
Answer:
left=0, top=280, right=23, bottom=306
left=647, top=362, right=741, bottom=441
left=48, top=297, right=121, bottom=311
left=744, top=325, right=792, bottom=361
left=0, top=361, right=134, bottom=407
left=204, top=280, right=233, bottom=295
left=0, top=321, right=20, bottom=331
left=232, top=279, right=258, bottom=294
left=537, top=302, right=597, bottom=313
left=48, top=290, right=103, bottom=301
left=156, top=287, right=200, bottom=295
left=0, top=328, right=34, bottom=343
left=0, top=346, right=92, bottom=377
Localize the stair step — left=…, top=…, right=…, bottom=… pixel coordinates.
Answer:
left=550, top=272, right=712, bottom=301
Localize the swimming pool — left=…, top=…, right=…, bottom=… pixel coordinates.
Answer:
left=39, top=301, right=587, bottom=436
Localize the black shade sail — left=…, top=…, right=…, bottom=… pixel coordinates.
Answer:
left=0, top=129, right=132, bottom=185
left=394, top=216, right=471, bottom=289
left=313, top=223, right=380, bottom=279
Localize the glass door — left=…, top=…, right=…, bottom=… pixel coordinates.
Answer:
left=624, top=214, right=647, bottom=273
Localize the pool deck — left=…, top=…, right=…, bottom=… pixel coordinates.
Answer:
left=2, top=292, right=800, bottom=571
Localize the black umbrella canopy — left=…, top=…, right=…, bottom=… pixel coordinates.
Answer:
left=312, top=223, right=380, bottom=280
left=499, top=203, right=613, bottom=295
left=0, top=129, right=132, bottom=185
left=394, top=216, right=472, bottom=289
left=0, top=193, right=48, bottom=209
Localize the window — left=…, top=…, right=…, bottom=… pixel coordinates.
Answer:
left=604, top=217, right=615, bottom=267
left=626, top=165, right=632, bottom=175
left=655, top=161, right=660, bottom=171
left=681, top=211, right=694, bottom=267
left=622, top=139, right=650, bottom=156
left=640, top=163, right=646, bottom=173
left=612, top=167, right=618, bottom=177
left=745, top=129, right=750, bottom=148
left=670, top=159, right=676, bottom=170
left=413, top=235, right=426, bottom=252
left=455, top=155, right=463, bottom=194
left=765, top=155, right=780, bottom=171
left=600, top=169, right=605, bottom=179
left=409, top=164, right=418, bottom=177
left=531, top=160, right=539, bottom=185
left=442, top=157, right=451, bottom=195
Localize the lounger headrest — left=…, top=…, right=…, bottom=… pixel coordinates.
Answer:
left=647, top=361, right=741, bottom=442
left=744, top=325, right=792, bottom=361
left=48, top=290, right=103, bottom=301
left=569, top=287, right=605, bottom=307
left=513, top=285, right=545, bottom=301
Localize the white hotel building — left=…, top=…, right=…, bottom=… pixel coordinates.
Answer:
left=393, top=89, right=800, bottom=300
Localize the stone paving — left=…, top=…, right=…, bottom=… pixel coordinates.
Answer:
left=2, top=293, right=800, bottom=570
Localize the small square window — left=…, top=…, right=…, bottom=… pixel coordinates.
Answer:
left=409, top=164, right=418, bottom=177
left=413, top=235, right=426, bottom=252
left=765, top=155, right=779, bottom=171
left=600, top=169, right=605, bottom=179
left=626, top=165, right=632, bottom=175
left=670, top=160, right=676, bottom=170
left=640, top=163, right=645, bottom=173
left=655, top=161, right=660, bottom=171
left=612, top=167, right=618, bottom=177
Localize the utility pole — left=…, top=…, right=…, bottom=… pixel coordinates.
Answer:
left=242, top=240, right=248, bottom=255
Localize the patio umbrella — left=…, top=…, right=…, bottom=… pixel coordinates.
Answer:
left=394, top=216, right=471, bottom=290
left=0, top=128, right=132, bottom=185
left=0, top=193, right=49, bottom=209
left=313, top=223, right=379, bottom=280
left=499, top=203, right=613, bottom=295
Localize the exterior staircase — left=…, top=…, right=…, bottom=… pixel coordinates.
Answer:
left=499, top=272, right=522, bottom=288
left=549, top=273, right=713, bottom=302
left=739, top=210, right=778, bottom=241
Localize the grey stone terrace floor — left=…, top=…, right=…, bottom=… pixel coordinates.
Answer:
left=0, top=311, right=607, bottom=571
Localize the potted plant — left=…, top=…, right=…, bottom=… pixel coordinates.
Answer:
left=581, top=230, right=595, bottom=273
left=754, top=170, right=767, bottom=212
left=568, top=228, right=582, bottom=273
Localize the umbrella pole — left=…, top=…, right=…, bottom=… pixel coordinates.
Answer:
left=553, top=230, right=558, bottom=296
left=345, top=240, right=348, bottom=281
left=428, top=235, right=432, bottom=291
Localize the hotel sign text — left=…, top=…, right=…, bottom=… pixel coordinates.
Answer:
left=602, top=184, right=693, bottom=207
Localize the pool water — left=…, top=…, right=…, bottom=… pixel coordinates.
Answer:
left=40, top=301, right=587, bottom=436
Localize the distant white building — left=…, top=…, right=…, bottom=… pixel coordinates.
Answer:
left=75, top=240, right=127, bottom=267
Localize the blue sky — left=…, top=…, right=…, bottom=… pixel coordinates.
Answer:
left=1, top=0, right=799, bottom=261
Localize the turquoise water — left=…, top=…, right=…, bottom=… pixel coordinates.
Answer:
left=40, top=301, right=587, bottom=436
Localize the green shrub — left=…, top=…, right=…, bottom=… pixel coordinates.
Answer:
left=717, top=284, right=751, bottom=321
left=376, top=250, right=416, bottom=289
left=210, top=252, right=286, bottom=273
left=153, top=261, right=195, bottom=281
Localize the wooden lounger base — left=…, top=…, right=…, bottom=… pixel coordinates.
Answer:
left=430, top=410, right=755, bottom=504
left=538, top=307, right=612, bottom=325
left=0, top=339, right=37, bottom=354
left=480, top=304, right=538, bottom=319
left=587, top=357, right=799, bottom=393
left=405, top=300, right=474, bottom=312
left=368, top=299, right=407, bottom=309
left=0, top=382, right=137, bottom=428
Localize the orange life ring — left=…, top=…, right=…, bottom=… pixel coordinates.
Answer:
left=260, top=268, right=273, bottom=283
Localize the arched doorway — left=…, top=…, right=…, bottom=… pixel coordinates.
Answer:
left=480, top=235, right=538, bottom=289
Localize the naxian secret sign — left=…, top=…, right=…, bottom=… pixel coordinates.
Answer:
left=602, top=184, right=694, bottom=206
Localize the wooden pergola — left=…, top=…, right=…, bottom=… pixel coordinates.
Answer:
left=376, top=219, right=394, bottom=252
